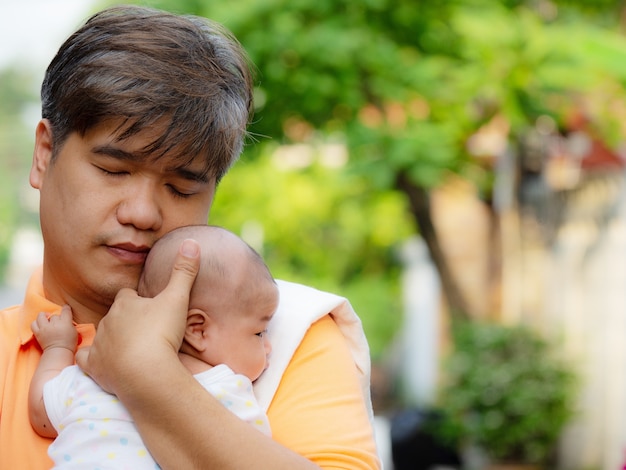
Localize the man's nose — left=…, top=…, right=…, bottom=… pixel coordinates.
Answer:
left=116, top=179, right=163, bottom=231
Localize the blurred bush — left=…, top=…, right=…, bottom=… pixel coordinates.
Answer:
left=436, top=321, right=578, bottom=466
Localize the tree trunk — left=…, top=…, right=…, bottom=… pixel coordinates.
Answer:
left=395, top=171, right=469, bottom=323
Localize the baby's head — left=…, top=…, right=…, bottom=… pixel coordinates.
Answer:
left=139, top=225, right=278, bottom=381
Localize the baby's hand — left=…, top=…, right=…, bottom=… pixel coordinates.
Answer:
left=31, top=305, right=78, bottom=353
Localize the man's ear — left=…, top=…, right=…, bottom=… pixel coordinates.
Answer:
left=184, top=310, right=211, bottom=352
left=30, top=119, right=54, bottom=190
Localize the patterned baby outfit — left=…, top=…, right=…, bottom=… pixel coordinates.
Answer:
left=43, top=364, right=270, bottom=469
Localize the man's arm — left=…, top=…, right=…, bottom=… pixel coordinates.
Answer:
left=115, top=347, right=321, bottom=469
left=29, top=306, right=77, bottom=438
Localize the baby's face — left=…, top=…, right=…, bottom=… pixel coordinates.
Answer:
left=164, top=225, right=279, bottom=381
left=200, top=290, right=276, bottom=381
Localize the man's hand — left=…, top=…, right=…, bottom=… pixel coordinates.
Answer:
left=31, top=305, right=78, bottom=352
left=76, top=238, right=201, bottom=394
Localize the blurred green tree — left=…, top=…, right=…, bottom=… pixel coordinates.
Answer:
left=0, top=68, right=38, bottom=281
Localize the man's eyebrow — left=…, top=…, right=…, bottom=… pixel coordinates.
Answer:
left=92, top=144, right=209, bottom=183
left=92, top=144, right=139, bottom=161
left=168, top=166, right=210, bottom=184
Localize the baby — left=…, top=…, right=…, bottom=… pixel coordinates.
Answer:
left=29, top=225, right=278, bottom=468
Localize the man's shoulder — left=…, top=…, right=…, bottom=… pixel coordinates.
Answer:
left=0, top=305, right=23, bottom=374
left=0, top=282, right=27, bottom=333
left=0, top=304, right=22, bottom=332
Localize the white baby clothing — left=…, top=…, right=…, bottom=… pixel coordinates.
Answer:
left=43, top=363, right=269, bottom=469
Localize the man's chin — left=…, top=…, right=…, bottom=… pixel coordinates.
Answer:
left=98, top=271, right=141, bottom=300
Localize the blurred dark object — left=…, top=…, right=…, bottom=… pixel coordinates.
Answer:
left=390, top=408, right=461, bottom=470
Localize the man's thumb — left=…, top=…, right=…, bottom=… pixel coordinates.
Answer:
left=163, top=238, right=201, bottom=300
left=75, top=346, right=89, bottom=370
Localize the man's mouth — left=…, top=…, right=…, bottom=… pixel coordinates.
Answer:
left=106, top=243, right=150, bottom=264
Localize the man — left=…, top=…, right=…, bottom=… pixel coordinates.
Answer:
left=0, top=5, right=379, bottom=469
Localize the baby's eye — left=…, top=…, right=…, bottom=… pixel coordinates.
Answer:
left=256, top=329, right=268, bottom=337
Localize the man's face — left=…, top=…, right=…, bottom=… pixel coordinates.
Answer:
left=30, top=119, right=216, bottom=322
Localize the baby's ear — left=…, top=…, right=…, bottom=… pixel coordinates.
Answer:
left=184, top=310, right=211, bottom=352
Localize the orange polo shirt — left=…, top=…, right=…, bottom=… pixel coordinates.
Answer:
left=0, top=269, right=379, bottom=469
left=0, top=268, right=96, bottom=468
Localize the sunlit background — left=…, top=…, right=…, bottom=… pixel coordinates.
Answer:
left=1, top=1, right=626, bottom=469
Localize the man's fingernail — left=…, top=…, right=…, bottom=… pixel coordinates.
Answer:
left=181, top=239, right=200, bottom=257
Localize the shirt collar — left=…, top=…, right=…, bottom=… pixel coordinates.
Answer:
left=19, top=266, right=96, bottom=347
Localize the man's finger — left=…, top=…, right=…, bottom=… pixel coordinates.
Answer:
left=75, top=346, right=89, bottom=370
left=114, top=287, right=140, bottom=301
